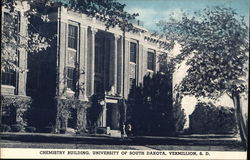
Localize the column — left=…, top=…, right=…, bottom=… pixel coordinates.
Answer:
left=155, top=51, right=160, bottom=72
left=101, top=103, right=107, bottom=127
left=117, top=36, right=123, bottom=96
left=56, top=20, right=68, bottom=96
left=123, top=38, right=130, bottom=99
left=109, top=34, right=118, bottom=94
left=18, top=12, right=27, bottom=95
left=78, top=25, right=88, bottom=101
left=137, top=42, right=144, bottom=84
left=86, top=27, right=97, bottom=97
left=113, top=34, right=119, bottom=93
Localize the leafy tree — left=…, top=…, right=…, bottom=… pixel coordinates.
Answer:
left=128, top=72, right=186, bottom=136
left=189, top=102, right=237, bottom=134
left=158, top=7, right=248, bottom=148
left=2, top=0, right=139, bottom=131
left=1, top=0, right=50, bottom=72
left=2, top=0, right=139, bottom=72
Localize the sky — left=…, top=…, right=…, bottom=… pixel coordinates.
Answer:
left=118, top=0, right=249, bottom=128
left=119, top=0, right=249, bottom=32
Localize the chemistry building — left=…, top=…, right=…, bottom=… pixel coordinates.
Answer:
left=1, top=4, right=168, bottom=134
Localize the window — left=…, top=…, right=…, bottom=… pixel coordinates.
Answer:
left=3, top=13, right=15, bottom=36
left=128, top=78, right=136, bottom=98
left=66, top=67, right=76, bottom=91
left=68, top=50, right=76, bottom=66
left=1, top=69, right=16, bottom=86
left=129, top=78, right=136, bottom=90
left=147, top=51, right=155, bottom=71
left=66, top=24, right=78, bottom=91
left=95, top=37, right=104, bottom=74
left=159, top=59, right=167, bottom=73
left=94, top=80, right=104, bottom=94
left=3, top=12, right=19, bottom=40
left=130, top=42, right=137, bottom=63
left=68, top=25, right=77, bottom=49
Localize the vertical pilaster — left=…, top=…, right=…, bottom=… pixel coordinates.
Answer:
left=57, top=20, right=67, bottom=96
left=143, top=47, right=148, bottom=78
left=110, top=34, right=119, bottom=93
left=138, top=43, right=144, bottom=84
left=155, top=51, right=160, bottom=72
left=101, top=104, right=107, bottom=127
left=123, top=38, right=130, bottom=99
left=86, top=27, right=97, bottom=97
left=117, top=36, right=123, bottom=96
left=78, top=25, right=88, bottom=100
left=17, top=12, right=27, bottom=95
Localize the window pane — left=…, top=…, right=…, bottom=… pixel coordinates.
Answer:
left=68, top=25, right=77, bottom=49
left=1, top=69, right=16, bottom=86
left=95, top=37, right=104, bottom=74
left=147, top=51, right=155, bottom=71
left=3, top=12, right=19, bottom=38
left=68, top=50, right=76, bottom=66
left=66, top=67, right=76, bottom=91
left=130, top=42, right=136, bottom=63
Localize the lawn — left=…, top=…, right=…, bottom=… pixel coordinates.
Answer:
left=0, top=141, right=135, bottom=150
left=146, top=144, right=245, bottom=151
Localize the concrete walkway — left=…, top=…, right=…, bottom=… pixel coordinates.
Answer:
left=0, top=132, right=242, bottom=146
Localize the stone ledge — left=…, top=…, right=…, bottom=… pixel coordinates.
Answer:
left=1, top=85, right=16, bottom=95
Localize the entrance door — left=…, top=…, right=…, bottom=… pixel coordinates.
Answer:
left=106, top=103, right=120, bottom=130
left=68, top=108, right=77, bottom=129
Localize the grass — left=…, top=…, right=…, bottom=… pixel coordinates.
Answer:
left=0, top=141, right=135, bottom=150
left=146, top=144, right=245, bottom=151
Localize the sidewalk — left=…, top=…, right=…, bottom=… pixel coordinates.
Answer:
left=0, top=132, right=242, bottom=146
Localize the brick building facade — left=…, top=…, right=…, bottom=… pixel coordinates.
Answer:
left=1, top=2, right=31, bottom=131
left=1, top=4, right=169, bottom=134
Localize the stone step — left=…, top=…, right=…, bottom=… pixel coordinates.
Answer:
left=109, top=130, right=122, bottom=137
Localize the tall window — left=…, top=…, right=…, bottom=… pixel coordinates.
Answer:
left=1, top=69, right=16, bottom=86
left=159, top=58, right=168, bottom=73
left=66, top=24, right=78, bottom=91
left=147, top=51, right=155, bottom=71
left=94, top=37, right=105, bottom=94
left=1, top=13, right=18, bottom=87
left=3, top=12, right=18, bottom=38
left=66, top=67, right=76, bottom=91
left=95, top=37, right=104, bottom=74
left=130, top=42, right=137, bottom=63
left=68, top=25, right=77, bottom=49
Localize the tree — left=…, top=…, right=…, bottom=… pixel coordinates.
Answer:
left=2, top=0, right=139, bottom=72
left=158, top=6, right=248, bottom=148
left=128, top=72, right=186, bottom=136
left=2, top=0, right=139, bottom=132
left=1, top=0, right=51, bottom=72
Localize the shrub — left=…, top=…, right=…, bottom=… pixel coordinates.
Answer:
left=43, top=126, right=54, bottom=133
left=0, top=124, right=11, bottom=132
left=96, top=127, right=107, bottom=134
left=127, top=72, right=185, bottom=136
left=25, top=126, right=36, bottom=133
left=189, top=102, right=237, bottom=134
left=60, top=128, right=66, bottom=134
left=10, top=124, right=24, bottom=132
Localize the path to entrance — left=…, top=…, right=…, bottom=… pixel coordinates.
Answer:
left=130, top=145, right=156, bottom=150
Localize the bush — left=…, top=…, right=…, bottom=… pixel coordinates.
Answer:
left=43, top=126, right=54, bottom=133
left=96, top=127, right=107, bottom=134
left=10, top=124, right=24, bottom=132
left=0, top=124, right=11, bottom=132
left=25, top=126, right=36, bottom=133
left=60, top=129, right=66, bottom=134
left=127, top=72, right=184, bottom=136
left=189, top=102, right=237, bottom=134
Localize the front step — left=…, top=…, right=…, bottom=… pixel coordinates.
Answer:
left=109, top=130, right=122, bottom=137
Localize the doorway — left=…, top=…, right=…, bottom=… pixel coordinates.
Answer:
left=106, top=103, right=120, bottom=130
